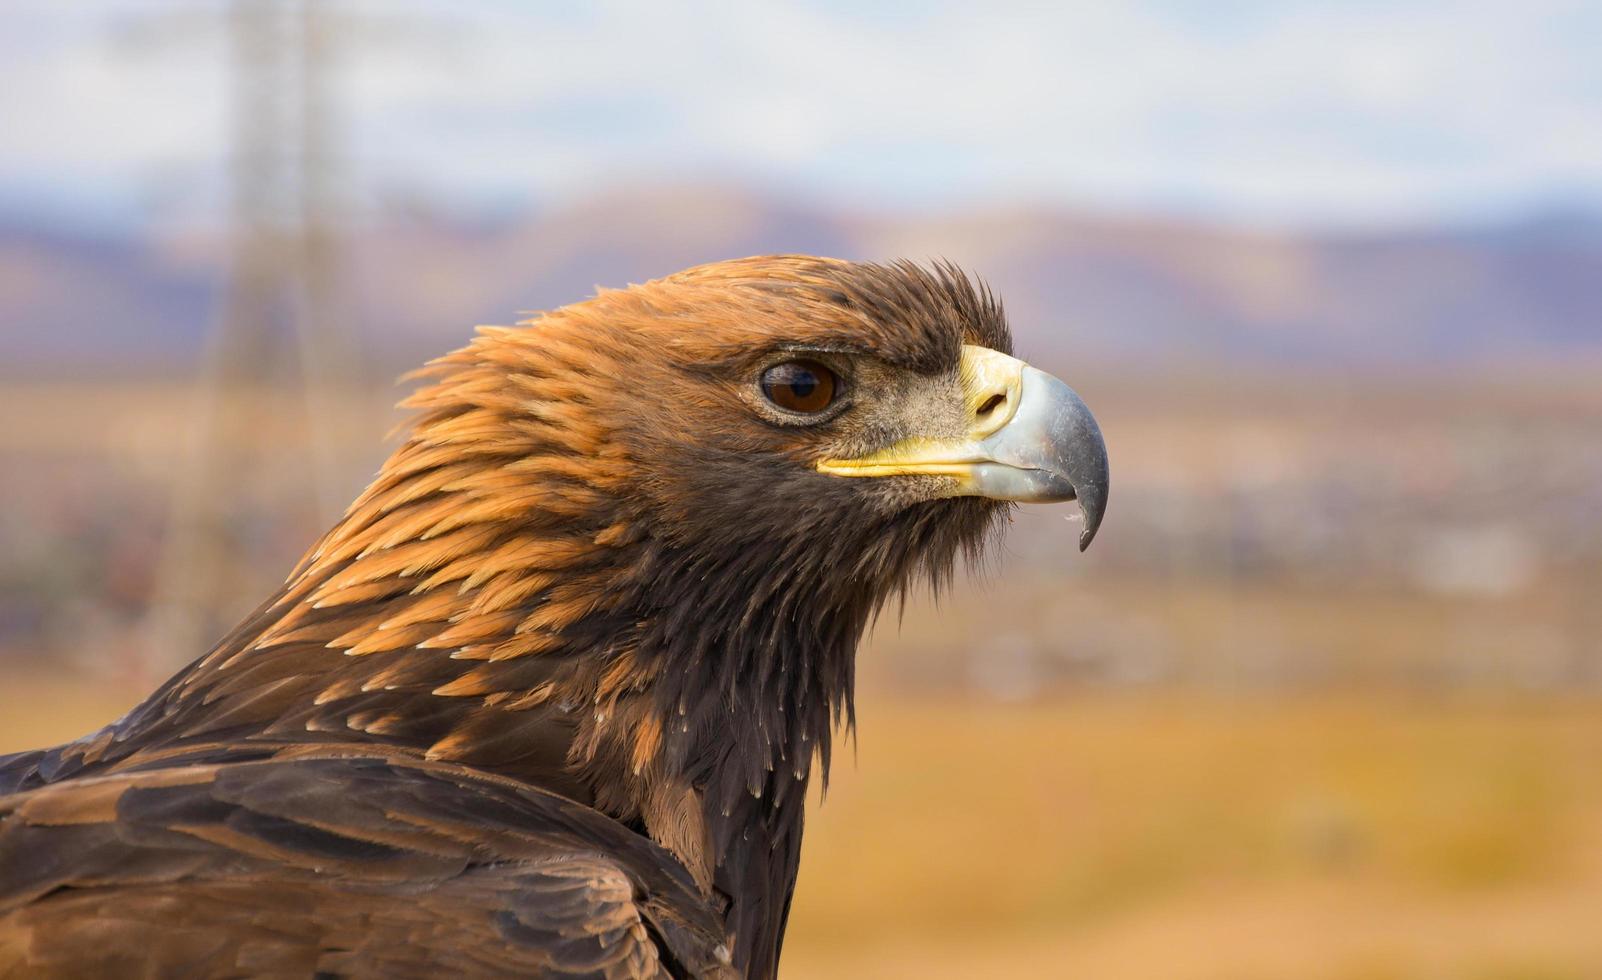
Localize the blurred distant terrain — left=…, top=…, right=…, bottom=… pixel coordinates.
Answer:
left=5, top=189, right=1602, bottom=377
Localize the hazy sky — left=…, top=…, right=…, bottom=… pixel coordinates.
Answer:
left=4, top=0, right=1601, bottom=229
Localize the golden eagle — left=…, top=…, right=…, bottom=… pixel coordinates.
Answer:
left=0, top=257, right=1106, bottom=978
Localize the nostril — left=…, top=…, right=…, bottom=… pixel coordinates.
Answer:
left=976, top=392, right=1007, bottom=418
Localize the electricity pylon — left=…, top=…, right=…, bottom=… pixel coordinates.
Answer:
left=136, top=0, right=365, bottom=675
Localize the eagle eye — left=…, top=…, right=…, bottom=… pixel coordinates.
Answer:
left=761, top=360, right=838, bottom=415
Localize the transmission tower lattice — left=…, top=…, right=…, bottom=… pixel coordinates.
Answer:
left=139, top=0, right=366, bottom=675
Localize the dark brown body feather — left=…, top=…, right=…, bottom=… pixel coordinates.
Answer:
left=0, top=257, right=1013, bottom=977
left=0, top=753, right=731, bottom=978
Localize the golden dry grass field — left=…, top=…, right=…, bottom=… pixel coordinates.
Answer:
left=5, top=671, right=1602, bottom=980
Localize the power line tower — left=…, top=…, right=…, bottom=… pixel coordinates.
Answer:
left=134, top=0, right=368, bottom=676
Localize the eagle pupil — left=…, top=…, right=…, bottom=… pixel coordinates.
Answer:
left=762, top=360, right=836, bottom=414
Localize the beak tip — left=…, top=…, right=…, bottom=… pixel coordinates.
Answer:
left=1074, top=478, right=1108, bottom=553
left=1076, top=500, right=1102, bottom=552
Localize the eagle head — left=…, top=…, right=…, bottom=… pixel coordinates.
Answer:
left=425, top=255, right=1100, bottom=574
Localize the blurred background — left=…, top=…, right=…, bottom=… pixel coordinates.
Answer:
left=2, top=2, right=1601, bottom=977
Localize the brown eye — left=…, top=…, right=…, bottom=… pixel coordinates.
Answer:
left=761, top=359, right=838, bottom=414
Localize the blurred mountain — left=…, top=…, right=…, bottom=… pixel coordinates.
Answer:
left=3, top=187, right=1601, bottom=378
left=0, top=222, right=218, bottom=376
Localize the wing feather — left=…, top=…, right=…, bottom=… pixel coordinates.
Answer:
left=0, top=754, right=733, bottom=978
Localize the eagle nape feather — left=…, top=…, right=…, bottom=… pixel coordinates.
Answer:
left=0, top=255, right=1107, bottom=979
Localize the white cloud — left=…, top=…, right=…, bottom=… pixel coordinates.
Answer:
left=2, top=0, right=1599, bottom=227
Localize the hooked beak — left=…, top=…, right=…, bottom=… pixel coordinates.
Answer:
left=817, top=345, right=1109, bottom=550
